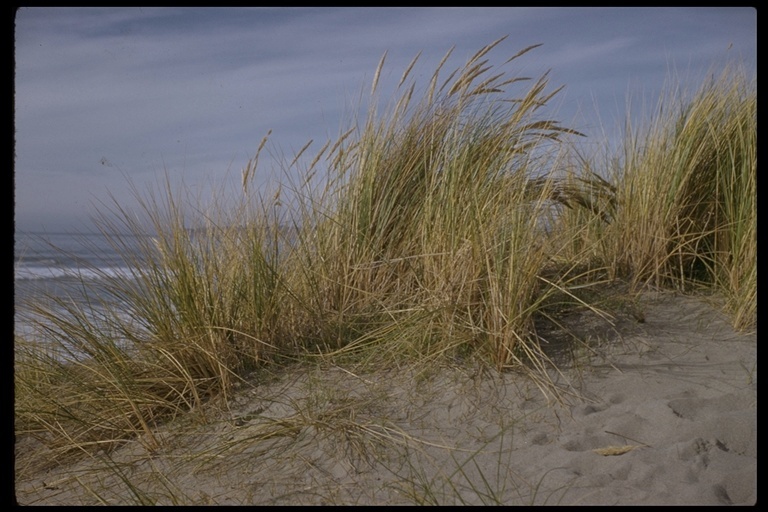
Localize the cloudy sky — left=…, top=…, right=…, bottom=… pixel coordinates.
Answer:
left=14, top=7, right=756, bottom=232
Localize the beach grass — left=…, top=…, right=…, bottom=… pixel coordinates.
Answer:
left=15, top=39, right=756, bottom=503
left=554, top=62, right=756, bottom=329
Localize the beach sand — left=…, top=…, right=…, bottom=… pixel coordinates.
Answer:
left=14, top=289, right=756, bottom=505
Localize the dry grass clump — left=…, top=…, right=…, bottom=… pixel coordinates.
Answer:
left=555, top=64, right=756, bottom=330
left=16, top=38, right=590, bottom=471
left=15, top=178, right=289, bottom=469
left=279, top=38, right=590, bottom=376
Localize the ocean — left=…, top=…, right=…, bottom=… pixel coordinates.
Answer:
left=14, top=227, right=285, bottom=345
left=14, top=230, right=150, bottom=341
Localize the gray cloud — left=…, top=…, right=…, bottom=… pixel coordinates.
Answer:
left=14, top=7, right=755, bottom=232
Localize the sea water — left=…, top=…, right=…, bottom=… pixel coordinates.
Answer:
left=14, top=227, right=285, bottom=343
left=14, top=230, right=150, bottom=343
left=14, top=224, right=294, bottom=361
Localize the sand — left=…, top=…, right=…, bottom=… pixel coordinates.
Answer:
left=14, top=289, right=757, bottom=505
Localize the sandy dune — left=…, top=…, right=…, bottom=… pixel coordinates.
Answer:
left=15, top=290, right=756, bottom=505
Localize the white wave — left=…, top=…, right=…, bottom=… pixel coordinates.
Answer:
left=14, top=265, right=138, bottom=281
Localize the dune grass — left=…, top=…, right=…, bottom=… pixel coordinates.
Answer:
left=15, top=39, right=756, bottom=503
left=555, top=63, right=756, bottom=329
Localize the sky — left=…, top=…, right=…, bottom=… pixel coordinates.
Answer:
left=14, top=7, right=756, bottom=233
